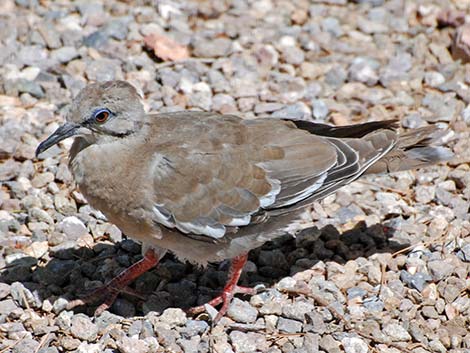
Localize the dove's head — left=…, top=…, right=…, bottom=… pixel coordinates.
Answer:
left=36, top=80, right=145, bottom=156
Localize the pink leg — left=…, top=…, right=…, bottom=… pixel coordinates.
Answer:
left=188, top=254, right=256, bottom=323
left=67, top=248, right=160, bottom=315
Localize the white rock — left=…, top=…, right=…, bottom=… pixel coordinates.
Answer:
left=276, top=276, right=297, bottom=291
left=20, top=66, right=41, bottom=81
left=0, top=210, right=14, bottom=221
left=159, top=308, right=187, bottom=326
left=279, top=35, right=296, bottom=47
left=382, top=323, right=412, bottom=341
left=342, top=337, right=369, bottom=353
left=75, top=342, right=102, bottom=353
left=58, top=216, right=87, bottom=238
left=424, top=71, right=445, bottom=87
left=193, top=81, right=211, bottom=93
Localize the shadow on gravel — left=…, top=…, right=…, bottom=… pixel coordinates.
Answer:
left=0, top=221, right=408, bottom=317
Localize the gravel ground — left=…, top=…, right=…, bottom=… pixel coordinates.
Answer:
left=1, top=0, right=470, bottom=352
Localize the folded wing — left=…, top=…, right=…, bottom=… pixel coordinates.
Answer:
left=149, top=113, right=398, bottom=240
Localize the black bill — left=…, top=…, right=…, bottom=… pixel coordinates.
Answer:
left=35, top=122, right=80, bottom=157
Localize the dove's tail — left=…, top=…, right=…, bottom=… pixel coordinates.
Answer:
left=290, top=119, right=454, bottom=175
left=364, top=124, right=454, bottom=174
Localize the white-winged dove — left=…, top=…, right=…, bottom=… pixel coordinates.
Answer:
left=36, top=80, right=453, bottom=322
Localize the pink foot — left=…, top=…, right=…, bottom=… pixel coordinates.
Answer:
left=188, top=254, right=257, bottom=323
left=67, top=248, right=160, bottom=315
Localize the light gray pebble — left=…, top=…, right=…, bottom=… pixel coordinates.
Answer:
left=342, top=336, right=369, bottom=353
left=227, top=298, right=258, bottom=323
left=400, top=271, right=432, bottom=292
left=442, top=283, right=463, bottom=303
left=271, top=102, right=311, bottom=120
left=321, top=17, right=343, bottom=37
left=304, top=82, right=323, bottom=100
left=106, top=224, right=122, bottom=243
left=325, top=66, right=347, bottom=88
left=319, top=335, right=341, bottom=353
left=362, top=296, right=384, bottom=312
left=349, top=57, right=379, bottom=86
left=402, top=114, right=428, bottom=128
left=276, top=277, right=297, bottom=291
left=8, top=79, right=45, bottom=99
left=180, top=320, right=209, bottom=339
left=312, top=99, right=329, bottom=120
left=85, top=59, right=123, bottom=82
left=159, top=308, right=187, bottom=326
left=55, top=310, right=73, bottom=331
left=424, top=71, right=446, bottom=87
left=77, top=2, right=104, bottom=18
left=11, top=282, right=41, bottom=308
left=104, top=18, right=130, bottom=40
left=358, top=18, right=388, bottom=34
left=212, top=93, right=236, bottom=112
left=255, top=102, right=284, bottom=114
left=304, top=311, right=326, bottom=334
left=461, top=105, right=470, bottom=125
left=414, top=185, right=435, bottom=204
left=95, top=311, right=122, bottom=332
left=421, top=92, right=457, bottom=122
left=12, top=338, right=39, bottom=353
left=83, top=31, right=109, bottom=48
left=188, top=90, right=212, bottom=111
left=178, top=336, right=200, bottom=353
left=29, top=317, right=54, bottom=335
left=37, top=22, right=62, bottom=49
left=50, top=47, right=79, bottom=63
left=70, top=314, right=98, bottom=342
left=421, top=306, right=439, bottom=319
left=208, top=70, right=230, bottom=93
left=277, top=317, right=303, bottom=333
left=282, top=300, right=314, bottom=321
left=193, top=38, right=232, bottom=58
left=52, top=297, right=69, bottom=314
left=281, top=46, right=305, bottom=65
left=347, top=287, right=367, bottom=300
left=17, top=45, right=48, bottom=67
left=31, top=172, right=54, bottom=188
left=457, top=243, right=470, bottom=262
left=0, top=283, right=11, bottom=300
left=229, top=331, right=256, bottom=353
left=382, top=322, right=411, bottom=341
left=427, top=260, right=454, bottom=281
left=231, top=78, right=258, bottom=98
left=153, top=325, right=181, bottom=352
left=399, top=299, right=414, bottom=311
left=429, top=339, right=447, bottom=353
left=37, top=347, right=59, bottom=353
left=57, top=216, right=87, bottom=239
left=0, top=299, right=19, bottom=315
left=29, top=207, right=54, bottom=224
left=115, top=336, right=149, bottom=353
left=380, top=52, right=412, bottom=85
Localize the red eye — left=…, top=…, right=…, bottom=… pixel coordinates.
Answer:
left=94, top=109, right=110, bottom=123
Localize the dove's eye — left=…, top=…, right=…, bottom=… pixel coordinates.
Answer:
left=93, top=109, right=111, bottom=123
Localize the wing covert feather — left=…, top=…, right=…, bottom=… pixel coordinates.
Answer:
left=149, top=115, right=338, bottom=240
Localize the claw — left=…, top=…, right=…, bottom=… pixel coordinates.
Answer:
left=188, top=254, right=258, bottom=324
left=66, top=249, right=160, bottom=315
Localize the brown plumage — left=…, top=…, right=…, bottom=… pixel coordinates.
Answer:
left=36, top=80, right=453, bottom=319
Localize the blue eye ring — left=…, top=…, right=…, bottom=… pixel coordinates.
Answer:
left=93, top=108, right=111, bottom=123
